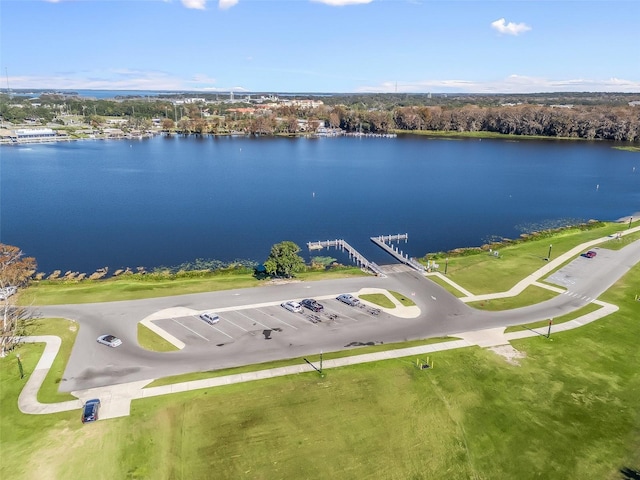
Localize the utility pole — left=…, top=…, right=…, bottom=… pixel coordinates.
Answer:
left=5, top=67, right=11, bottom=98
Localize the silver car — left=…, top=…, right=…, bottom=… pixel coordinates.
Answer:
left=199, top=312, right=220, bottom=325
left=337, top=294, right=360, bottom=306
left=281, top=301, right=303, bottom=313
left=97, top=334, right=122, bottom=348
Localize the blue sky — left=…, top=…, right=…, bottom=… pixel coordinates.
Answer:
left=1, top=0, right=639, bottom=93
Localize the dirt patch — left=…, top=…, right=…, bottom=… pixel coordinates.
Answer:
left=488, top=345, right=527, bottom=366
left=26, top=422, right=108, bottom=480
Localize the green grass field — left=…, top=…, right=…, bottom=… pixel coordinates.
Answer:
left=3, top=223, right=640, bottom=479
left=430, top=221, right=636, bottom=295
left=3, top=265, right=639, bottom=479
left=20, top=267, right=367, bottom=305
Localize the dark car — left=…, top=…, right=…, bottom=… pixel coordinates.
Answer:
left=301, top=298, right=324, bottom=312
left=583, top=250, right=597, bottom=258
left=82, top=398, right=101, bottom=423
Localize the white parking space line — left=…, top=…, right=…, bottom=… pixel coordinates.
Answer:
left=209, top=324, right=234, bottom=339
left=236, top=310, right=271, bottom=330
left=189, top=315, right=235, bottom=339
left=172, top=318, right=209, bottom=341
left=257, top=308, right=298, bottom=330
left=327, top=306, right=360, bottom=322
left=287, top=312, right=318, bottom=327
left=222, top=317, right=249, bottom=332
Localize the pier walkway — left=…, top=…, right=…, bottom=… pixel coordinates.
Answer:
left=307, top=239, right=385, bottom=276
left=370, top=234, right=427, bottom=273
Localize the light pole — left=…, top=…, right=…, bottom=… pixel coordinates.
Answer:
left=629, top=217, right=633, bottom=229
left=445, top=258, right=449, bottom=275
left=547, top=244, right=552, bottom=261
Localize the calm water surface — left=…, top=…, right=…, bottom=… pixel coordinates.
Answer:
left=1, top=135, right=638, bottom=274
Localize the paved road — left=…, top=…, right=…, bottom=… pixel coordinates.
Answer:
left=39, top=234, right=640, bottom=393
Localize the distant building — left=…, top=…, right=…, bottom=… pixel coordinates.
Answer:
left=280, top=99, right=324, bottom=109
left=14, top=128, right=56, bottom=139
left=174, top=98, right=206, bottom=105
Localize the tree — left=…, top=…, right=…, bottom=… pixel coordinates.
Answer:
left=264, top=241, right=305, bottom=278
left=0, top=244, right=37, bottom=357
left=161, top=118, right=175, bottom=131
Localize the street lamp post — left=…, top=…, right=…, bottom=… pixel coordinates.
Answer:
left=547, top=244, right=553, bottom=261
left=629, top=217, right=633, bottom=229
left=445, top=258, right=449, bottom=275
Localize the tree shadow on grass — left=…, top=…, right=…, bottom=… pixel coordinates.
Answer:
left=620, top=467, right=640, bottom=480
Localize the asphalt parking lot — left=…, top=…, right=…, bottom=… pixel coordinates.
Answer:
left=152, top=298, right=388, bottom=347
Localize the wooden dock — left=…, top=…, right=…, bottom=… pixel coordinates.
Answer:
left=307, top=239, right=384, bottom=276
left=370, top=234, right=426, bottom=273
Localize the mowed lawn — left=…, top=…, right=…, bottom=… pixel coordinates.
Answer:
left=19, top=267, right=367, bottom=305
left=2, top=262, right=639, bottom=479
left=435, top=221, right=636, bottom=295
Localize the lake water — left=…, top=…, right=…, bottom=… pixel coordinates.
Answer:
left=1, top=135, right=638, bottom=274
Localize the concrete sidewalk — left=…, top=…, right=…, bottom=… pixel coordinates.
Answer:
left=14, top=290, right=619, bottom=420
left=429, top=224, right=640, bottom=303
left=14, top=223, right=638, bottom=420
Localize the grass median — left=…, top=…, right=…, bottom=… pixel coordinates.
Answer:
left=137, top=323, right=180, bottom=352
left=425, top=221, right=637, bottom=295
left=466, top=284, right=559, bottom=311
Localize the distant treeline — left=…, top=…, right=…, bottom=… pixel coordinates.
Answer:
left=391, top=104, right=640, bottom=141
left=2, top=92, right=638, bottom=142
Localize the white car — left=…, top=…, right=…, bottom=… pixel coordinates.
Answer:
left=199, top=312, right=220, bottom=325
left=0, top=286, right=17, bottom=301
left=281, top=301, right=303, bottom=313
left=97, top=334, right=122, bottom=348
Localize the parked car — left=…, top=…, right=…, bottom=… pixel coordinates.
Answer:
left=0, top=286, right=17, bottom=301
left=583, top=250, right=597, bottom=258
left=281, top=301, right=303, bottom=313
left=81, top=398, right=101, bottom=423
left=96, top=334, right=122, bottom=348
left=301, top=298, right=324, bottom=312
left=199, top=312, right=220, bottom=325
left=336, top=293, right=360, bottom=306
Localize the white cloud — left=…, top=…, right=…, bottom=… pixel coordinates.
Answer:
left=491, top=18, right=531, bottom=36
left=182, top=0, right=207, bottom=9
left=219, top=0, right=238, bottom=9
left=188, top=74, right=218, bottom=85
left=311, top=0, right=373, bottom=6
left=8, top=70, right=640, bottom=94
left=356, top=75, right=640, bottom=94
